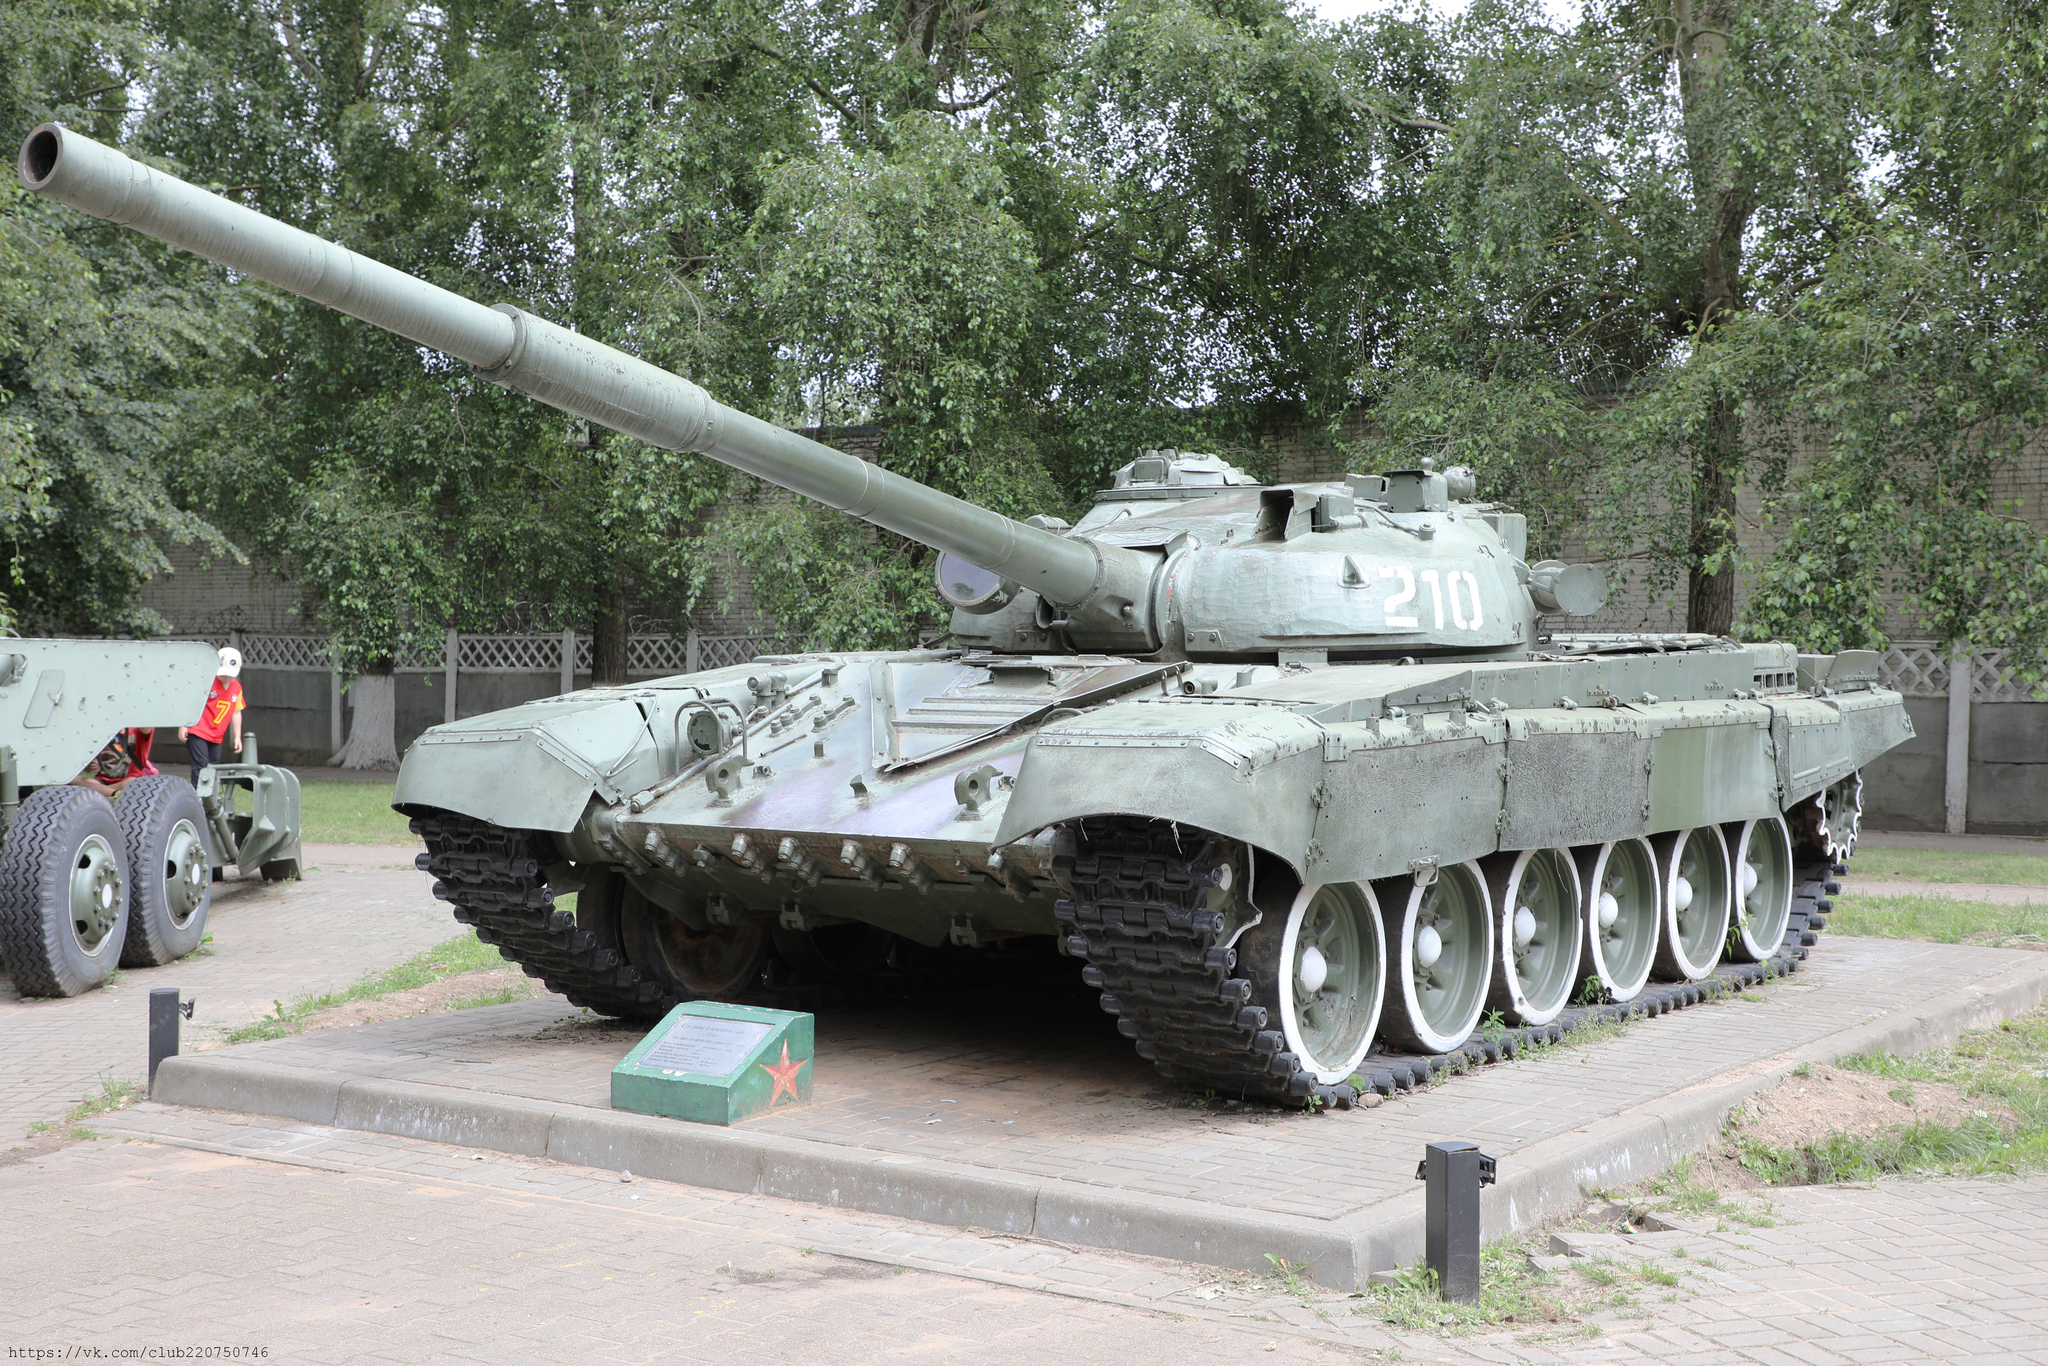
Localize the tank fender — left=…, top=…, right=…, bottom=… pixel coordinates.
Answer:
left=394, top=694, right=661, bottom=833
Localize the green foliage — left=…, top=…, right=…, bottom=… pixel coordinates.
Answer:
left=0, top=0, right=254, bottom=633
left=296, top=781, right=416, bottom=846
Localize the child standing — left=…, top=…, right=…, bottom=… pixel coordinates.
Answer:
left=180, top=646, right=245, bottom=776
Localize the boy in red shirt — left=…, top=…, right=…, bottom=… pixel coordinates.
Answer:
left=180, top=647, right=245, bottom=776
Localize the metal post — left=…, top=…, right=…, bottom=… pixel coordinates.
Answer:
left=560, top=629, right=576, bottom=695
left=1945, top=649, right=1972, bottom=835
left=1417, top=1140, right=1496, bottom=1302
left=148, top=987, right=193, bottom=1092
left=444, top=627, right=459, bottom=724
left=686, top=628, right=701, bottom=675
left=329, top=647, right=344, bottom=756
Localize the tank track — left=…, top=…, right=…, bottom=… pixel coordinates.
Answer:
left=410, top=812, right=669, bottom=1015
left=1056, top=817, right=1842, bottom=1107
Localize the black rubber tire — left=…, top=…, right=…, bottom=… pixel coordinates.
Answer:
left=115, top=775, right=213, bottom=967
left=0, top=786, right=132, bottom=997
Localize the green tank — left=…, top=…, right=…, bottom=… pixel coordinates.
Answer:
left=22, top=124, right=1908, bottom=1097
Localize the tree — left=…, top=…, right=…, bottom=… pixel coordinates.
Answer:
left=0, top=0, right=253, bottom=635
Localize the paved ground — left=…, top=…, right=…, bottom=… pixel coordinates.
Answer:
left=7, top=1104, right=2044, bottom=1364
left=142, top=934, right=2048, bottom=1228
left=0, top=843, right=449, bottom=1136
left=1863, top=830, right=2047, bottom=856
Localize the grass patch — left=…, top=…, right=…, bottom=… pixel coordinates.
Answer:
left=1355, top=1239, right=1583, bottom=1333
left=1827, top=893, right=2048, bottom=949
left=298, top=780, right=415, bottom=845
left=225, top=929, right=504, bottom=1042
left=1847, top=846, right=2048, bottom=887
left=450, top=984, right=530, bottom=1010
left=1634, top=1154, right=1777, bottom=1226
left=1734, top=1005, right=2048, bottom=1184
left=29, top=1075, right=144, bottom=1138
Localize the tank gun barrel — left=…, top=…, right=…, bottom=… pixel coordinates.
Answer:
left=17, top=124, right=1146, bottom=621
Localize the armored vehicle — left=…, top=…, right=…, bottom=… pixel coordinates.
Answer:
left=22, top=124, right=1908, bottom=1099
left=0, top=639, right=219, bottom=996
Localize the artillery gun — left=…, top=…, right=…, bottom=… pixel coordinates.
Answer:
left=22, top=124, right=1907, bottom=1099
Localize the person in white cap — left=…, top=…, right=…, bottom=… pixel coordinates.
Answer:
left=179, top=646, right=245, bottom=777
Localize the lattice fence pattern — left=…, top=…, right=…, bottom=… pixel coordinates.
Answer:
left=629, top=634, right=690, bottom=675
left=1877, top=644, right=1950, bottom=698
left=695, top=634, right=788, bottom=673
left=191, top=630, right=796, bottom=678
left=1878, top=642, right=2043, bottom=701
left=459, top=633, right=565, bottom=674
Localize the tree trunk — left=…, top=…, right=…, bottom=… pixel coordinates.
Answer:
left=333, top=668, right=400, bottom=769
left=1675, top=0, right=1749, bottom=637
left=591, top=582, right=629, bottom=685
left=1686, top=396, right=1740, bottom=635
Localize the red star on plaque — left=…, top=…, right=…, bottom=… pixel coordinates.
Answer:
left=760, top=1041, right=805, bottom=1106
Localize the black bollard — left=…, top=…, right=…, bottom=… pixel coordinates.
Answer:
left=1415, top=1140, right=1497, bottom=1303
left=148, top=988, right=194, bottom=1093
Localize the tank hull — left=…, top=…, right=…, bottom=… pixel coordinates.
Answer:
left=396, top=634, right=1905, bottom=957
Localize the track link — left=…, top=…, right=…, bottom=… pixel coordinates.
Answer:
left=1057, top=817, right=1840, bottom=1107
left=1053, top=819, right=1359, bottom=1108
left=410, top=812, right=669, bottom=1016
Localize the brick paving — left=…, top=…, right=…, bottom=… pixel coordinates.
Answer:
left=10, top=1104, right=2046, bottom=1363
left=155, top=933, right=2048, bottom=1225
left=0, top=843, right=450, bottom=1136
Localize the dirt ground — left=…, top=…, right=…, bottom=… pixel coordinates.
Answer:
left=1653, top=1064, right=2015, bottom=1196
left=233, top=967, right=548, bottom=1041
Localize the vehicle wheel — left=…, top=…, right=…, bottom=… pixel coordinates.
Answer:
left=1376, top=861, right=1494, bottom=1054
left=1574, top=838, right=1660, bottom=1002
left=0, top=786, right=132, bottom=997
left=1651, top=826, right=1730, bottom=981
left=1725, top=817, right=1794, bottom=962
left=1239, top=880, right=1386, bottom=1085
left=1483, top=847, right=1583, bottom=1026
left=771, top=921, right=896, bottom=983
left=618, top=882, right=768, bottom=1001
left=115, top=776, right=213, bottom=967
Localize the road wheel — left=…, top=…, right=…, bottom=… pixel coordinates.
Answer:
left=116, top=776, right=213, bottom=967
left=0, top=786, right=132, bottom=997
left=603, top=878, right=767, bottom=1003
left=1239, top=880, right=1386, bottom=1085
left=1377, top=861, right=1494, bottom=1054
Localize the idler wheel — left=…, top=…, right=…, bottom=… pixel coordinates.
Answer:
left=1573, top=838, right=1660, bottom=1002
left=1726, top=816, right=1795, bottom=962
left=1376, top=861, right=1494, bottom=1054
left=1651, top=826, right=1731, bottom=981
left=1482, top=847, right=1583, bottom=1026
left=1240, top=881, right=1387, bottom=1084
left=1824, top=772, right=1864, bottom=859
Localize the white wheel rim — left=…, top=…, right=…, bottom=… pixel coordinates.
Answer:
left=1278, top=881, right=1386, bottom=1083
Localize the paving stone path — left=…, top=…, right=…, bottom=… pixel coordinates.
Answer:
left=9, top=1104, right=2046, bottom=1364
left=0, top=844, right=449, bottom=1136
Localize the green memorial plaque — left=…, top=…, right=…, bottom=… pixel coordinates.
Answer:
left=610, top=1001, right=813, bottom=1125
